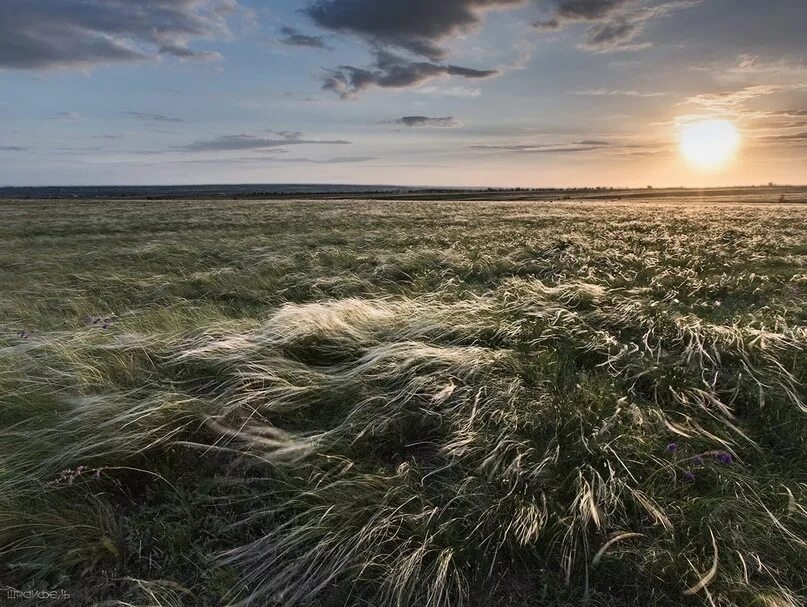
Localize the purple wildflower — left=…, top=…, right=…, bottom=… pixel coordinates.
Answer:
left=692, top=455, right=705, bottom=467
left=683, top=470, right=696, bottom=483
left=715, top=451, right=733, bottom=465
left=666, top=442, right=679, bottom=455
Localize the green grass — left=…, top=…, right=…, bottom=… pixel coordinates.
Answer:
left=0, top=197, right=805, bottom=606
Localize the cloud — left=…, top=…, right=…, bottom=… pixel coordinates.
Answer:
left=532, top=0, right=636, bottom=31
left=761, top=132, right=807, bottom=142
left=470, top=138, right=672, bottom=157
left=683, top=85, right=801, bottom=112
left=533, top=18, right=562, bottom=31
left=730, top=54, right=807, bottom=76
left=306, top=0, right=523, bottom=61
left=574, top=88, right=665, bottom=97
left=413, top=85, right=483, bottom=97
left=487, top=145, right=605, bottom=153
left=470, top=139, right=612, bottom=153
left=689, top=54, right=807, bottom=81
left=0, top=145, right=28, bottom=152
left=166, top=154, right=375, bottom=166
left=48, top=111, right=82, bottom=121
left=93, top=134, right=129, bottom=141
left=0, top=0, right=237, bottom=70
left=383, top=116, right=463, bottom=128
left=323, top=49, right=498, bottom=98
left=277, top=26, right=331, bottom=50
left=125, top=111, right=186, bottom=123
left=534, top=0, right=700, bottom=52
left=308, top=0, right=681, bottom=97
left=158, top=44, right=221, bottom=61
left=307, top=0, right=516, bottom=97
left=317, top=155, right=375, bottom=163
left=180, top=131, right=351, bottom=152
left=552, top=0, right=635, bottom=21
left=582, top=16, right=646, bottom=50
left=770, top=110, right=807, bottom=118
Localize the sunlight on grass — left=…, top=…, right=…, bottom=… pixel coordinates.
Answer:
left=0, top=197, right=805, bottom=606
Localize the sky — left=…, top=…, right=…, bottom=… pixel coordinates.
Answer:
left=0, top=0, right=805, bottom=188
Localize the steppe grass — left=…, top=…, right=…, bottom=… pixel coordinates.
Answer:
left=0, top=198, right=805, bottom=606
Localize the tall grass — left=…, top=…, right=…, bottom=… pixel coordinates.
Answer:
left=0, top=197, right=805, bottom=605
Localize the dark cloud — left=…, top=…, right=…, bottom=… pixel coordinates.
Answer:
left=0, top=145, right=28, bottom=152
left=0, top=0, right=236, bottom=70
left=125, top=111, right=186, bottom=123
left=306, top=0, right=522, bottom=61
left=277, top=26, right=331, bottom=50
left=323, top=50, right=498, bottom=99
left=383, top=116, right=463, bottom=127
left=180, top=131, right=351, bottom=152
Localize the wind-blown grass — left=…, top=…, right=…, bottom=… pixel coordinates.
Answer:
left=0, top=197, right=805, bottom=605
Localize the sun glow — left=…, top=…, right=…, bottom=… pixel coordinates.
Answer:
left=678, top=119, right=740, bottom=170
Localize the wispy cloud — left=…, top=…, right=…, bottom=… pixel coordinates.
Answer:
left=413, top=86, right=482, bottom=98
left=180, top=131, right=351, bottom=152
left=731, top=54, right=807, bottom=75
left=92, top=134, right=129, bottom=141
left=760, top=132, right=807, bottom=143
left=277, top=26, right=331, bottom=50
left=574, top=88, right=665, bottom=97
left=382, top=116, right=463, bottom=128
left=682, top=85, right=803, bottom=112
left=125, top=111, right=186, bottom=123
left=48, top=111, right=82, bottom=121
left=533, top=0, right=701, bottom=52
left=470, top=139, right=613, bottom=154
left=168, top=154, right=375, bottom=165
left=693, top=54, right=807, bottom=78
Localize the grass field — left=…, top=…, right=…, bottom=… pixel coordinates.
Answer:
left=1, top=196, right=805, bottom=606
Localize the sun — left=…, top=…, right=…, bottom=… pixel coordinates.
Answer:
left=679, top=119, right=740, bottom=170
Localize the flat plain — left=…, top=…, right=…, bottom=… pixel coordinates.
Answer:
left=1, top=192, right=805, bottom=606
